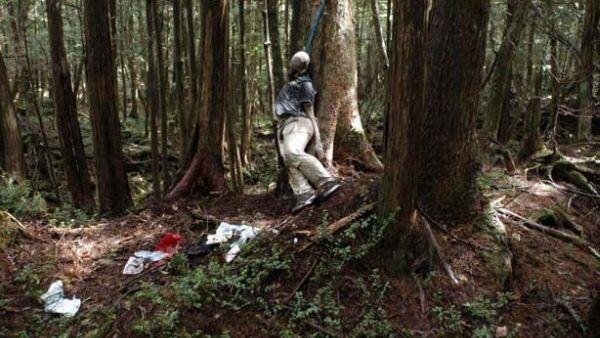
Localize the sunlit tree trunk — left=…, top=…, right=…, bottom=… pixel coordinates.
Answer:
left=83, top=0, right=133, bottom=214
left=238, top=0, right=251, bottom=166
left=6, top=0, right=32, bottom=107
left=379, top=0, right=426, bottom=272
left=46, top=0, right=95, bottom=210
left=313, top=0, right=383, bottom=172
left=420, top=0, right=489, bottom=223
left=168, top=0, right=228, bottom=199
left=0, top=48, right=25, bottom=181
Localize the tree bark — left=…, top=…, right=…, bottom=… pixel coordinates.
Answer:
left=0, top=48, right=25, bottom=181
left=312, top=0, right=383, bottom=172
left=521, top=51, right=544, bottom=159
left=46, top=0, right=95, bottom=210
left=379, top=0, right=427, bottom=272
left=577, top=0, right=599, bottom=140
left=420, top=0, right=490, bottom=223
left=369, top=0, right=389, bottom=69
left=184, top=0, right=198, bottom=129
left=267, top=0, right=286, bottom=91
left=146, top=0, right=161, bottom=199
left=289, top=0, right=311, bottom=57
left=168, top=0, right=228, bottom=200
left=173, top=0, right=186, bottom=166
left=6, top=0, right=32, bottom=107
left=83, top=0, right=133, bottom=214
left=151, top=0, right=170, bottom=192
left=483, top=0, right=528, bottom=141
left=238, top=0, right=251, bottom=166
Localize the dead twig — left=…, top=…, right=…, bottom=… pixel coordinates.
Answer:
left=421, top=216, right=460, bottom=286
left=299, top=203, right=375, bottom=252
left=496, top=207, right=600, bottom=260
left=556, top=298, right=587, bottom=334
left=303, top=320, right=336, bottom=336
left=3, top=211, right=45, bottom=242
left=418, top=206, right=492, bottom=252
left=286, top=259, right=319, bottom=303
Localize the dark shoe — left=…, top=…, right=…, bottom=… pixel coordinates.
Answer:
left=292, top=192, right=316, bottom=214
left=318, top=180, right=341, bottom=202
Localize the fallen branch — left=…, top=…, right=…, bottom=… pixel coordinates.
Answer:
left=496, top=208, right=600, bottom=260
left=422, top=216, right=460, bottom=286
left=2, top=211, right=45, bottom=242
left=286, top=259, right=319, bottom=303
left=299, top=203, right=375, bottom=252
left=556, top=298, right=587, bottom=334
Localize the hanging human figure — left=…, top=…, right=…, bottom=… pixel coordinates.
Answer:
left=275, top=51, right=341, bottom=214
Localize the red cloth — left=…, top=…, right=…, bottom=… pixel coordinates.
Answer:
left=155, top=233, right=184, bottom=255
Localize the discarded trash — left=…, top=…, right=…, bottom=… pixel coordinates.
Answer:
left=155, top=233, right=184, bottom=255
left=134, top=250, right=167, bottom=262
left=186, top=235, right=218, bottom=257
left=207, top=222, right=261, bottom=262
left=122, top=233, right=184, bottom=275
left=40, top=281, right=81, bottom=317
left=123, top=256, right=145, bottom=275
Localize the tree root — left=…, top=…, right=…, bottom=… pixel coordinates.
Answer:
left=496, top=207, right=600, bottom=260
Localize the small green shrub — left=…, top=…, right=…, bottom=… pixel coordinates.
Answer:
left=0, top=175, right=46, bottom=218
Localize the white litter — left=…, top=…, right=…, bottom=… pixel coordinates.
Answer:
left=40, top=281, right=81, bottom=317
left=134, top=250, right=167, bottom=262
left=122, top=256, right=145, bottom=275
left=208, top=222, right=261, bottom=262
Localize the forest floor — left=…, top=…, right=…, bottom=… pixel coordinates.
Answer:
left=1, top=143, right=599, bottom=337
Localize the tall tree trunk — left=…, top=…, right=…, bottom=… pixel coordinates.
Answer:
left=379, top=0, right=427, bottom=272
left=47, top=0, right=94, bottom=210
left=173, top=0, right=186, bottom=165
left=420, top=0, right=490, bottom=223
left=369, top=0, right=389, bottom=69
left=127, top=6, right=139, bottom=119
left=152, top=0, right=170, bottom=192
left=83, top=0, right=133, bottom=214
left=146, top=0, right=161, bottom=199
left=184, top=0, right=198, bottom=130
left=577, top=0, right=599, bottom=140
left=521, top=50, right=544, bottom=159
left=0, top=48, right=25, bottom=181
left=267, top=0, right=285, bottom=90
left=238, top=0, right=251, bottom=166
left=168, top=0, right=228, bottom=200
left=289, top=0, right=311, bottom=57
left=483, top=0, right=528, bottom=141
left=6, top=0, right=32, bottom=107
left=313, top=0, right=383, bottom=172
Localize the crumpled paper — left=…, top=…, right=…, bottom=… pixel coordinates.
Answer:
left=40, top=281, right=81, bottom=317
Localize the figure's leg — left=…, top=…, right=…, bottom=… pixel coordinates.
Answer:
left=281, top=118, right=334, bottom=190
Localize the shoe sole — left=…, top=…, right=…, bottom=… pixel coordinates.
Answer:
left=291, top=195, right=316, bottom=214
left=318, top=184, right=341, bottom=203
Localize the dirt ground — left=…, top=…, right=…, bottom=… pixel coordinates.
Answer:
left=0, top=161, right=599, bottom=337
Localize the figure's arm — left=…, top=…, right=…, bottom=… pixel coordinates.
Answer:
left=304, top=103, right=326, bottom=162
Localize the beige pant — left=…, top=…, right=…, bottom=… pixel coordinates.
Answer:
left=278, top=116, right=333, bottom=196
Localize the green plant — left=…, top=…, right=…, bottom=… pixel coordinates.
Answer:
left=0, top=175, right=47, bottom=218
left=432, top=305, right=463, bottom=335
left=168, top=253, right=189, bottom=275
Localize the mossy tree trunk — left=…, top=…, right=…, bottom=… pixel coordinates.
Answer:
left=420, top=0, right=490, bottom=223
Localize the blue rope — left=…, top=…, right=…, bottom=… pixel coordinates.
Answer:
left=304, top=0, right=326, bottom=55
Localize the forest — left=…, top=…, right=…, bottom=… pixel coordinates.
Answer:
left=0, top=0, right=599, bottom=336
